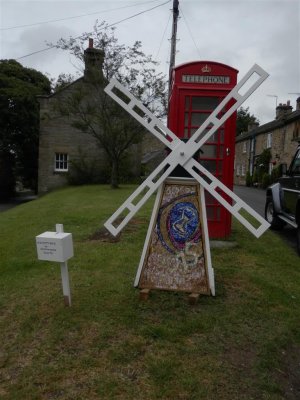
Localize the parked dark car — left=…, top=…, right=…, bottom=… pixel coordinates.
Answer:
left=265, top=144, right=300, bottom=255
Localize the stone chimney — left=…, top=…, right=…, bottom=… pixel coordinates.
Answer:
left=248, top=121, right=259, bottom=131
left=84, top=38, right=104, bottom=81
left=296, top=97, right=300, bottom=111
left=276, top=100, right=293, bottom=120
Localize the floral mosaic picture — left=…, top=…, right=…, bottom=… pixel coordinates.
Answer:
left=138, top=179, right=210, bottom=294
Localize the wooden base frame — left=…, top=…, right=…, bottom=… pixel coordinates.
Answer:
left=135, top=177, right=215, bottom=296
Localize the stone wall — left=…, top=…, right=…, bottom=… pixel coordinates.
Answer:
left=38, top=81, right=107, bottom=194
left=37, top=39, right=169, bottom=193
left=234, top=140, right=248, bottom=185
left=37, top=78, right=163, bottom=193
left=234, top=106, right=300, bottom=186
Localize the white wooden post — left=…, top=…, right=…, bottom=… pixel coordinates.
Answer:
left=56, top=224, right=71, bottom=306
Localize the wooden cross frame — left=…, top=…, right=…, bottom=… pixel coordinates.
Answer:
left=104, top=64, right=270, bottom=239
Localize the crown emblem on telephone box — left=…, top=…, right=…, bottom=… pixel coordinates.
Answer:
left=201, top=64, right=211, bottom=73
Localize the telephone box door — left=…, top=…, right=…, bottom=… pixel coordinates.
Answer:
left=178, top=91, right=236, bottom=237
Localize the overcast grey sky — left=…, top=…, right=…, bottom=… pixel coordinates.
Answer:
left=1, top=0, right=299, bottom=124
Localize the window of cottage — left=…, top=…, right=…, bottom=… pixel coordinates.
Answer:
left=267, top=133, right=272, bottom=149
left=249, top=159, right=254, bottom=175
left=236, top=164, right=240, bottom=176
left=241, top=164, right=246, bottom=176
left=268, top=162, right=273, bottom=175
left=55, top=153, right=68, bottom=171
left=242, top=141, right=247, bottom=153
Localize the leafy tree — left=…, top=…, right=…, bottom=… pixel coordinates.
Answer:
left=52, top=73, right=77, bottom=92
left=255, top=148, right=272, bottom=185
left=256, top=148, right=272, bottom=173
left=245, top=171, right=252, bottom=187
left=51, top=21, right=168, bottom=188
left=262, top=172, right=271, bottom=189
left=0, top=60, right=51, bottom=198
left=236, top=106, right=259, bottom=136
left=270, top=165, right=281, bottom=184
left=0, top=151, right=15, bottom=199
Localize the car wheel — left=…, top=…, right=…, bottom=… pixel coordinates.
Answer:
left=265, top=198, right=285, bottom=230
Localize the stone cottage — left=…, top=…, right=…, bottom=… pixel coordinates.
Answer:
left=37, top=40, right=164, bottom=194
left=234, top=98, right=300, bottom=185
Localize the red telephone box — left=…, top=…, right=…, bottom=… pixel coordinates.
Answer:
left=168, top=61, right=238, bottom=238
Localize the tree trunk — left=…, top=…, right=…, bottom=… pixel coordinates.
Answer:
left=110, top=159, right=119, bottom=189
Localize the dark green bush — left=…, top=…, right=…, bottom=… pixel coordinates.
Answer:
left=262, top=172, right=271, bottom=189
left=0, top=152, right=15, bottom=199
left=67, top=157, right=109, bottom=185
left=246, top=171, right=253, bottom=187
left=252, top=170, right=258, bottom=186
left=271, top=165, right=280, bottom=183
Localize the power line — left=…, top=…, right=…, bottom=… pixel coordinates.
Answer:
left=16, top=46, right=55, bottom=61
left=155, top=12, right=171, bottom=60
left=179, top=5, right=201, bottom=58
left=1, top=0, right=161, bottom=31
left=16, top=0, right=171, bottom=61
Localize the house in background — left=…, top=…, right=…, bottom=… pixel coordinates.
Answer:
left=235, top=97, right=300, bottom=185
left=37, top=40, right=164, bottom=194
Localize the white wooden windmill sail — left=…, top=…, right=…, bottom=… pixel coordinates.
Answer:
left=103, top=64, right=270, bottom=296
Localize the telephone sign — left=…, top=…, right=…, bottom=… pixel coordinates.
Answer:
left=168, top=61, right=239, bottom=238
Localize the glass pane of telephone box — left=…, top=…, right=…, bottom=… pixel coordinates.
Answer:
left=191, top=112, right=209, bottom=126
left=219, top=145, right=224, bottom=158
left=199, top=160, right=216, bottom=174
left=204, top=130, right=218, bottom=143
left=192, top=97, right=219, bottom=110
left=201, top=144, right=217, bottom=158
left=185, top=97, right=190, bottom=109
left=194, top=124, right=216, bottom=142
left=219, top=129, right=224, bottom=143
left=205, top=191, right=218, bottom=205
left=184, top=113, right=189, bottom=125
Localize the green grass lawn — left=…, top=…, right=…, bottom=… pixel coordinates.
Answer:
left=0, top=185, right=300, bottom=400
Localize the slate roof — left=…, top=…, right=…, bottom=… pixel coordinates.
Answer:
left=236, top=109, right=300, bottom=143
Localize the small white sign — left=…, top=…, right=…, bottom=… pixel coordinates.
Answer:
left=36, top=231, right=73, bottom=262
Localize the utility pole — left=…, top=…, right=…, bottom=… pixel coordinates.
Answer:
left=168, top=0, right=179, bottom=100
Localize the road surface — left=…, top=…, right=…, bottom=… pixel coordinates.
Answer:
left=234, top=185, right=266, bottom=217
left=234, top=185, right=298, bottom=255
left=0, top=195, right=37, bottom=212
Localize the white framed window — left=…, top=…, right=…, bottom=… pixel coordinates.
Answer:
left=242, top=141, right=247, bottom=153
left=268, top=162, right=273, bottom=175
left=55, top=153, right=68, bottom=171
left=267, top=133, right=272, bottom=149
left=236, top=164, right=240, bottom=176
left=241, top=164, right=246, bottom=176
left=250, top=138, right=255, bottom=153
left=249, top=160, right=254, bottom=175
